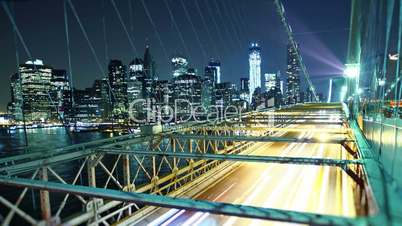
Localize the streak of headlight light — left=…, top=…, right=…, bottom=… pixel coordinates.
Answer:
left=222, top=164, right=275, bottom=226
left=193, top=212, right=211, bottom=226
left=147, top=209, right=180, bottom=226
left=182, top=212, right=204, bottom=226
left=251, top=131, right=315, bottom=226
left=319, top=166, right=330, bottom=211
left=223, top=131, right=310, bottom=226
left=293, top=144, right=321, bottom=211
left=185, top=182, right=236, bottom=225
left=342, top=163, right=349, bottom=216
left=160, top=210, right=186, bottom=226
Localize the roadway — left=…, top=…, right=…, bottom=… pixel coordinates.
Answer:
left=132, top=114, right=357, bottom=226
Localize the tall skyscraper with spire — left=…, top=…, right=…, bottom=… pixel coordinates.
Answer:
left=142, top=45, right=156, bottom=98
left=143, top=45, right=156, bottom=80
left=249, top=43, right=261, bottom=102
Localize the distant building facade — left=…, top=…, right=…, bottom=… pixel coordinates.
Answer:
left=286, top=43, right=301, bottom=105
left=8, top=59, right=72, bottom=122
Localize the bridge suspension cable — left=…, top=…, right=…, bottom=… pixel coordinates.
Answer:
left=3, top=1, right=73, bottom=142
left=202, top=0, right=231, bottom=56
left=273, top=0, right=319, bottom=102
left=194, top=0, right=219, bottom=58
left=109, top=0, right=138, bottom=56
left=179, top=0, right=208, bottom=61
left=163, top=0, right=191, bottom=57
left=140, top=0, right=170, bottom=61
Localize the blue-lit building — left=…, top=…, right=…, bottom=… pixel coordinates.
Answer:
left=249, top=43, right=262, bottom=102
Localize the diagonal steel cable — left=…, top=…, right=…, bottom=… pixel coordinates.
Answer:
left=218, top=0, right=243, bottom=49
left=194, top=0, right=220, bottom=58
left=110, top=0, right=138, bottom=56
left=203, top=0, right=230, bottom=55
left=274, top=0, right=318, bottom=101
left=179, top=0, right=208, bottom=61
left=140, top=0, right=170, bottom=61
left=163, top=0, right=191, bottom=57
left=211, top=0, right=239, bottom=49
left=64, top=0, right=75, bottom=106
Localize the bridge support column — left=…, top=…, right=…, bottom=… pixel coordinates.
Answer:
left=171, top=137, right=178, bottom=190
left=122, top=154, right=132, bottom=215
left=87, top=155, right=98, bottom=225
left=39, top=167, right=51, bottom=222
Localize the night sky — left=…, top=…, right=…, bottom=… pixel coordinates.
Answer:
left=0, top=0, right=350, bottom=111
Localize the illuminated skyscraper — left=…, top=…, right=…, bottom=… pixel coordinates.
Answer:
left=239, top=77, right=250, bottom=103
left=127, top=58, right=145, bottom=102
left=249, top=43, right=261, bottom=101
left=8, top=59, right=74, bottom=122
left=286, top=43, right=301, bottom=104
left=51, top=69, right=72, bottom=119
left=206, top=60, right=221, bottom=84
left=107, top=60, right=127, bottom=120
left=265, top=73, right=277, bottom=92
left=172, top=56, right=188, bottom=77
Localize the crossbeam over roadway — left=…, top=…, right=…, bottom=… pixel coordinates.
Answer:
left=0, top=176, right=364, bottom=226
left=99, top=149, right=362, bottom=167
left=171, top=133, right=353, bottom=144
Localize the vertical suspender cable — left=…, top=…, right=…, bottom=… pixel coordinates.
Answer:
left=394, top=0, right=402, bottom=117
left=66, top=0, right=106, bottom=79
left=64, top=0, right=74, bottom=107
left=102, top=0, right=109, bottom=66
left=379, top=0, right=395, bottom=156
left=67, top=0, right=126, bottom=135
left=2, top=1, right=73, bottom=142
left=110, top=0, right=138, bottom=56
left=128, top=0, right=134, bottom=38
left=102, top=0, right=115, bottom=133
left=9, top=2, right=28, bottom=148
left=395, top=0, right=402, bottom=116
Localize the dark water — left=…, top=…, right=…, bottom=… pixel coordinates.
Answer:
left=0, top=127, right=111, bottom=156
left=0, top=127, right=114, bottom=225
left=0, top=127, right=193, bottom=225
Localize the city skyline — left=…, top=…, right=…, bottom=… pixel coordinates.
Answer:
left=1, top=2, right=401, bottom=226
left=0, top=0, right=350, bottom=111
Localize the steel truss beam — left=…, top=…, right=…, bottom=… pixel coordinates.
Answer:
left=224, top=121, right=344, bottom=126
left=184, top=126, right=350, bottom=134
left=0, top=135, right=156, bottom=176
left=99, top=149, right=363, bottom=167
left=0, top=149, right=92, bottom=176
left=0, top=176, right=364, bottom=226
left=171, top=134, right=353, bottom=144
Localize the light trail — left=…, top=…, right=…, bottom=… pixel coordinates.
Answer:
left=135, top=115, right=357, bottom=226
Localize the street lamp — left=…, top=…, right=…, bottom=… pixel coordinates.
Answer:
left=378, top=79, right=386, bottom=87
left=344, top=63, right=360, bottom=78
left=343, top=63, right=360, bottom=119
